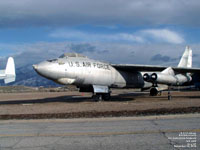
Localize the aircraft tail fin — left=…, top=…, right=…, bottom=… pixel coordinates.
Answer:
left=178, top=46, right=192, bottom=68
left=4, top=57, right=16, bottom=84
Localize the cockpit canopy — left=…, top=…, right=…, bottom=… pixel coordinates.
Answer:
left=59, top=53, right=87, bottom=58
left=47, top=53, right=88, bottom=62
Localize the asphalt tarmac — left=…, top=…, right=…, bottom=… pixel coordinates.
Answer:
left=0, top=114, right=199, bottom=150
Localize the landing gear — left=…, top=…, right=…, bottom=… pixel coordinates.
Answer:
left=150, top=86, right=171, bottom=100
left=92, top=93, right=111, bottom=101
left=102, top=93, right=111, bottom=101
left=92, top=94, right=102, bottom=102
left=150, top=87, right=159, bottom=96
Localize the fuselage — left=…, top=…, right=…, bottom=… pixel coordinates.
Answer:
left=33, top=53, right=149, bottom=89
left=33, top=47, right=199, bottom=100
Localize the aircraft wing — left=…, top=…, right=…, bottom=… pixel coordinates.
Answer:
left=112, top=64, right=200, bottom=73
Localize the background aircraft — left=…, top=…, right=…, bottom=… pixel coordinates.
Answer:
left=0, top=57, right=16, bottom=84
left=33, top=46, right=200, bottom=101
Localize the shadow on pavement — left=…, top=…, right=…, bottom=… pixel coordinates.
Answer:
left=0, top=92, right=150, bottom=105
left=0, top=95, right=92, bottom=105
left=1, top=91, right=199, bottom=105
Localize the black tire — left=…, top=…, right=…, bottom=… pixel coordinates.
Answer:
left=150, top=88, right=158, bottom=96
left=92, top=94, right=102, bottom=102
left=102, top=93, right=111, bottom=101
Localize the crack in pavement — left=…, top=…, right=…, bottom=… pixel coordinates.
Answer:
left=151, top=119, right=179, bottom=150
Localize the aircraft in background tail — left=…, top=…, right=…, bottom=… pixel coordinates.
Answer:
left=33, top=46, right=200, bottom=101
left=0, top=57, right=16, bottom=84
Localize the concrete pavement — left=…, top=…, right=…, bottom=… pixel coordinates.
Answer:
left=0, top=114, right=199, bottom=150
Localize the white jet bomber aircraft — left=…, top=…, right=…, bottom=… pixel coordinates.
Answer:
left=0, top=57, right=16, bottom=84
left=33, top=46, right=200, bottom=101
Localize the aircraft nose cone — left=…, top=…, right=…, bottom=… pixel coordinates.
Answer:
left=32, top=64, right=38, bottom=70
left=32, top=61, right=57, bottom=79
left=32, top=62, right=49, bottom=76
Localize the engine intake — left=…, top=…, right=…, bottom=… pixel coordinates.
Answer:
left=143, top=73, right=150, bottom=81
left=151, top=73, right=157, bottom=81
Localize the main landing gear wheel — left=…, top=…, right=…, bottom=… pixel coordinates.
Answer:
left=150, top=88, right=158, bottom=96
left=92, top=94, right=102, bottom=102
left=92, top=93, right=111, bottom=101
left=102, top=93, right=111, bottom=101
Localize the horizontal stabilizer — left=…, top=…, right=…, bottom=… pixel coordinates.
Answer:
left=4, top=76, right=16, bottom=84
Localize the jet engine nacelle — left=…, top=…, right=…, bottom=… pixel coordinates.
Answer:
left=143, top=73, right=156, bottom=82
left=150, top=73, right=192, bottom=85
left=143, top=73, right=151, bottom=82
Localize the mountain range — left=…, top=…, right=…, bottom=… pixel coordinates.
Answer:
left=0, top=64, right=60, bottom=87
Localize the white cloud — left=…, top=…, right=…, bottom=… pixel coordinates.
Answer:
left=49, top=29, right=145, bottom=43
left=49, top=28, right=184, bottom=44
left=1, top=41, right=200, bottom=68
left=140, top=29, right=184, bottom=44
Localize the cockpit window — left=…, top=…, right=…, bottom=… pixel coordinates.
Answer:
left=47, top=59, right=58, bottom=62
left=59, top=54, right=65, bottom=58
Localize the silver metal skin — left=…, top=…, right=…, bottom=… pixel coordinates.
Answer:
left=33, top=54, right=149, bottom=91
left=33, top=47, right=200, bottom=100
left=149, top=72, right=192, bottom=86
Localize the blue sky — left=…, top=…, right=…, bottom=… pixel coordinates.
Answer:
left=0, top=25, right=199, bottom=44
left=1, top=0, right=200, bottom=67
